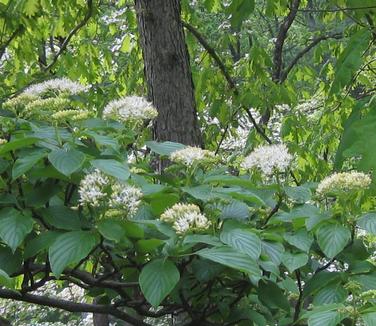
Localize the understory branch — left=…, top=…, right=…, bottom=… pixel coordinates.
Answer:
left=42, top=0, right=94, bottom=71
left=0, top=288, right=151, bottom=326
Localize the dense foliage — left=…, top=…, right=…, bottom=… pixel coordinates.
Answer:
left=0, top=0, right=375, bottom=325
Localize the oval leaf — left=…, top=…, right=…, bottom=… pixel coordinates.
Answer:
left=49, top=231, right=99, bottom=277
left=139, top=259, right=180, bottom=307
left=48, top=148, right=85, bottom=176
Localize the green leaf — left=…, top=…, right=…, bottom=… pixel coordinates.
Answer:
left=334, top=102, right=376, bottom=173
left=145, top=141, right=185, bottom=156
left=12, top=149, right=47, bottom=180
left=0, top=137, right=39, bottom=155
left=362, top=312, right=376, bottom=326
left=24, top=231, right=62, bottom=259
left=91, top=159, right=130, bottom=181
left=41, top=206, right=83, bottom=231
left=258, top=280, right=290, bottom=312
left=227, top=0, right=255, bottom=28
left=303, top=272, right=342, bottom=298
left=49, top=231, right=99, bottom=277
left=219, top=200, right=250, bottom=220
left=282, top=252, right=308, bottom=273
left=97, top=219, right=126, bottom=243
left=313, top=284, right=347, bottom=305
left=316, top=223, right=351, bottom=258
left=204, top=174, right=255, bottom=188
left=197, top=246, right=260, bottom=276
left=0, top=208, right=33, bottom=252
left=23, top=0, right=39, bottom=16
left=182, top=185, right=224, bottom=201
left=191, top=258, right=225, bottom=282
left=48, top=148, right=85, bottom=176
left=84, top=131, right=119, bottom=150
left=139, top=259, right=180, bottom=307
left=261, top=241, right=285, bottom=265
left=0, top=246, right=22, bottom=274
left=308, top=310, right=344, bottom=326
left=183, top=234, right=222, bottom=247
left=284, top=185, right=312, bottom=203
left=136, top=239, right=164, bottom=253
left=330, top=28, right=371, bottom=95
left=284, top=230, right=313, bottom=252
left=220, top=225, right=261, bottom=260
left=0, top=269, right=14, bottom=289
left=357, top=213, right=376, bottom=235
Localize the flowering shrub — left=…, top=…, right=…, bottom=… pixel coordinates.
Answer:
left=0, top=79, right=375, bottom=326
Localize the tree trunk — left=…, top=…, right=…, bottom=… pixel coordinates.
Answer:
left=93, top=313, right=109, bottom=326
left=135, top=0, right=202, bottom=147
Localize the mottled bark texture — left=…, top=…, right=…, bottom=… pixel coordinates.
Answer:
left=135, top=0, right=202, bottom=147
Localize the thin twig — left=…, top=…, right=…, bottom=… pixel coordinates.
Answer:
left=42, top=0, right=93, bottom=71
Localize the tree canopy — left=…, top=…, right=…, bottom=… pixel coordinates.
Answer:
left=0, top=0, right=375, bottom=325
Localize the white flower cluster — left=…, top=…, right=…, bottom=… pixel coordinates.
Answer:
left=242, top=143, right=292, bottom=175
left=78, top=170, right=143, bottom=218
left=103, top=96, right=158, bottom=122
left=316, top=171, right=371, bottom=196
left=110, top=183, right=143, bottom=217
left=24, top=78, right=87, bottom=96
left=170, top=146, right=216, bottom=166
left=295, top=97, right=323, bottom=115
left=78, top=169, right=109, bottom=207
left=0, top=138, right=7, bottom=145
left=160, top=203, right=211, bottom=234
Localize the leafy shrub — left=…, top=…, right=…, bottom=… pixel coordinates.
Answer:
left=0, top=79, right=375, bottom=326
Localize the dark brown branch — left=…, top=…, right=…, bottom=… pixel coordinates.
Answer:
left=272, top=0, right=301, bottom=82
left=293, top=270, right=303, bottom=322
left=0, top=26, right=22, bottom=61
left=42, top=0, right=93, bottom=71
left=297, top=6, right=376, bottom=13
left=182, top=21, right=272, bottom=146
left=280, top=33, right=342, bottom=82
left=0, top=288, right=150, bottom=326
left=182, top=21, right=236, bottom=90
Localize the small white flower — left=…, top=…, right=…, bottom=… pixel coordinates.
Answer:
left=160, top=203, right=211, bottom=234
left=0, top=138, right=7, bottom=145
left=170, top=146, right=216, bottom=166
left=242, top=143, right=292, bottom=175
left=24, top=78, right=87, bottom=96
left=79, top=169, right=109, bottom=207
left=103, top=96, right=158, bottom=122
left=173, top=217, right=191, bottom=234
left=110, top=183, right=143, bottom=217
left=316, top=171, right=371, bottom=196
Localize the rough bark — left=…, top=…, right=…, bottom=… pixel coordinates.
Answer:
left=135, top=0, right=202, bottom=147
left=93, top=313, right=110, bottom=326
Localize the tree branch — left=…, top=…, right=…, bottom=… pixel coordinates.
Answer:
left=182, top=21, right=236, bottom=90
left=297, top=6, right=376, bottom=13
left=182, top=21, right=272, bottom=145
left=0, top=288, right=151, bottom=326
left=42, top=0, right=93, bottom=71
left=0, top=26, right=22, bottom=61
left=272, top=0, right=301, bottom=82
left=280, top=33, right=342, bottom=82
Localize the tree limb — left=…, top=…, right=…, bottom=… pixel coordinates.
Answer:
left=182, top=21, right=272, bottom=145
left=0, top=26, right=23, bottom=62
left=0, top=288, right=151, bottom=326
left=272, top=0, right=301, bottom=83
left=42, top=0, right=94, bottom=71
left=297, top=6, right=376, bottom=13
left=182, top=21, right=236, bottom=90
left=280, top=33, right=343, bottom=82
